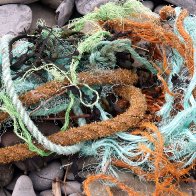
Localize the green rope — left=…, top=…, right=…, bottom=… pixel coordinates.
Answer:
left=70, top=0, right=156, bottom=32
left=0, top=93, right=50, bottom=156
left=70, top=30, right=110, bottom=84
left=61, top=92, right=75, bottom=131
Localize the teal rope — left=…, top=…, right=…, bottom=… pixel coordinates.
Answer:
left=90, top=39, right=157, bottom=74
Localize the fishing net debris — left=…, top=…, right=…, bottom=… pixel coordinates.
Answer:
left=0, top=1, right=195, bottom=195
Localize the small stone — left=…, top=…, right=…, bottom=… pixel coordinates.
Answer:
left=61, top=157, right=73, bottom=168
left=85, top=180, right=109, bottom=196
left=29, top=2, right=56, bottom=30
left=56, top=0, right=75, bottom=27
left=154, top=5, right=165, bottom=14
left=75, top=0, right=117, bottom=15
left=180, top=180, right=196, bottom=196
left=142, top=1, right=154, bottom=10
left=165, top=0, right=196, bottom=15
left=78, top=170, right=93, bottom=179
left=66, top=172, right=75, bottom=181
left=0, top=164, right=14, bottom=187
left=0, top=0, right=38, bottom=5
left=0, top=4, right=32, bottom=36
left=40, top=0, right=63, bottom=9
left=36, top=121, right=60, bottom=136
left=14, top=156, right=45, bottom=173
left=6, top=174, right=21, bottom=191
left=0, top=131, right=21, bottom=147
left=29, top=161, right=64, bottom=191
left=39, top=189, right=53, bottom=196
left=0, top=188, right=11, bottom=196
left=43, top=154, right=62, bottom=163
left=61, top=181, right=82, bottom=195
left=12, top=175, right=36, bottom=196
left=69, top=193, right=83, bottom=196
left=111, top=170, right=154, bottom=195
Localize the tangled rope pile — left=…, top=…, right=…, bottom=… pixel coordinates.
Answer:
left=0, top=0, right=195, bottom=195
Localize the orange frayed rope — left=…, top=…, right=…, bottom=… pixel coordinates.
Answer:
left=111, top=122, right=195, bottom=196
left=101, top=7, right=194, bottom=77
left=83, top=173, right=140, bottom=196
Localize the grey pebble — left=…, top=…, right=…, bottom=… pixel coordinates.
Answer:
left=40, top=0, right=63, bottom=9
left=29, top=161, right=64, bottom=191
left=78, top=170, right=91, bottom=179
left=56, top=0, right=75, bottom=27
left=36, top=121, right=61, bottom=136
left=0, top=0, right=38, bottom=5
left=85, top=180, right=108, bottom=196
left=165, top=0, right=196, bottom=15
left=0, top=188, right=11, bottom=196
left=39, top=189, right=53, bottom=196
left=0, top=164, right=14, bottom=187
left=66, top=172, right=75, bottom=181
left=75, top=0, right=114, bottom=15
left=0, top=4, right=32, bottom=36
left=69, top=193, right=83, bottom=196
left=6, top=173, right=21, bottom=191
left=61, top=181, right=82, bottom=195
left=154, top=5, right=165, bottom=14
left=29, top=2, right=56, bottom=30
left=0, top=131, right=21, bottom=147
left=12, top=175, right=36, bottom=196
left=14, top=156, right=45, bottom=173
left=142, top=1, right=154, bottom=10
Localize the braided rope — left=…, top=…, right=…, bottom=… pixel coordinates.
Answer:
left=0, top=68, right=138, bottom=123
left=1, top=34, right=82, bottom=155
